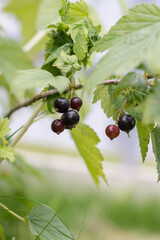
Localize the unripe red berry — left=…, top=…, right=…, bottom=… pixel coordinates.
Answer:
left=51, top=119, right=65, bottom=135
left=105, top=125, right=120, bottom=140
left=70, top=97, right=83, bottom=111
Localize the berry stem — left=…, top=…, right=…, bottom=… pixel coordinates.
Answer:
left=9, top=101, right=45, bottom=148
left=116, top=100, right=128, bottom=121
left=70, top=71, right=76, bottom=101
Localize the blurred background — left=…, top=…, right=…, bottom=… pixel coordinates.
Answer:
left=0, top=0, right=160, bottom=239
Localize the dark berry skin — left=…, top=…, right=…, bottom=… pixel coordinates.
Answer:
left=54, top=97, right=69, bottom=113
left=118, top=114, right=135, bottom=133
left=70, top=97, right=83, bottom=111
left=51, top=119, right=65, bottom=135
left=105, top=125, right=120, bottom=140
left=61, top=110, right=80, bottom=129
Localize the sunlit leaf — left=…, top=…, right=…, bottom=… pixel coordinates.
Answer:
left=87, top=4, right=160, bottom=89
left=0, top=118, right=11, bottom=138
left=0, top=38, right=32, bottom=84
left=12, top=69, right=70, bottom=100
left=53, top=51, right=81, bottom=75
left=36, top=0, right=61, bottom=30
left=0, top=146, right=15, bottom=163
left=5, top=0, right=41, bottom=42
left=59, top=0, right=88, bottom=25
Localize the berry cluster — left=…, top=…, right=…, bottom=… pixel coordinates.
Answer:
left=51, top=97, right=82, bottom=135
left=105, top=114, right=135, bottom=140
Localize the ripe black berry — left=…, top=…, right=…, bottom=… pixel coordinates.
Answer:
left=118, top=114, right=135, bottom=133
left=61, top=110, right=80, bottom=129
left=70, top=97, right=83, bottom=111
left=54, top=97, right=69, bottom=113
left=105, top=125, right=120, bottom=140
left=51, top=119, right=65, bottom=135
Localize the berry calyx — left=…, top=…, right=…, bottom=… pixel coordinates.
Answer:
left=105, top=125, right=120, bottom=140
left=54, top=97, right=69, bottom=113
left=70, top=97, right=83, bottom=111
left=118, top=114, right=135, bottom=133
left=61, top=110, right=80, bottom=129
left=51, top=119, right=65, bottom=135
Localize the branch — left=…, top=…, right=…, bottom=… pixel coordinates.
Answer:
left=6, top=79, right=121, bottom=118
left=145, top=73, right=160, bottom=79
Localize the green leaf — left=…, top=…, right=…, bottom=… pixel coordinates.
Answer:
left=108, top=85, right=127, bottom=120
left=4, top=0, right=41, bottom=42
left=28, top=205, right=76, bottom=240
left=92, top=86, right=102, bottom=103
left=44, top=28, right=73, bottom=62
left=70, top=20, right=89, bottom=61
left=12, top=69, right=70, bottom=100
left=114, top=72, right=147, bottom=98
left=71, top=123, right=107, bottom=185
left=0, top=118, right=11, bottom=138
left=127, top=107, right=143, bottom=122
left=136, top=121, right=150, bottom=162
left=93, top=86, right=114, bottom=118
left=53, top=51, right=81, bottom=75
left=36, top=0, right=61, bottom=30
left=109, top=85, right=126, bottom=109
left=0, top=118, right=15, bottom=163
left=60, top=0, right=89, bottom=25
left=143, top=82, right=160, bottom=125
left=0, top=146, right=15, bottom=163
left=0, top=38, right=33, bottom=84
left=151, top=126, right=160, bottom=181
left=47, top=93, right=60, bottom=113
left=127, top=90, right=148, bottom=105
left=87, top=4, right=160, bottom=89
left=44, top=43, right=73, bottom=65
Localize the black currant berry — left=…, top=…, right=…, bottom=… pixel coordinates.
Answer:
left=54, top=97, right=69, bottom=113
left=51, top=119, right=65, bottom=135
left=118, top=114, right=135, bottom=133
left=105, top=125, right=120, bottom=140
left=70, top=97, right=83, bottom=111
left=61, top=110, right=80, bottom=129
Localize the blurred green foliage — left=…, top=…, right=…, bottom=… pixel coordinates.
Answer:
left=0, top=157, right=160, bottom=240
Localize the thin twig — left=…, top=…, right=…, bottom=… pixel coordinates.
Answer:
left=116, top=100, right=128, bottom=121
left=145, top=74, right=160, bottom=79
left=5, top=88, right=62, bottom=118
left=0, top=202, right=26, bottom=223
left=9, top=101, right=45, bottom=148
left=69, top=73, right=76, bottom=101
left=5, top=79, right=121, bottom=118
left=23, top=30, right=47, bottom=53
left=99, top=79, right=121, bottom=85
